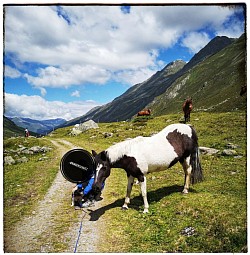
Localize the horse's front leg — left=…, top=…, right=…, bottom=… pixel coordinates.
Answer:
left=140, top=176, right=149, bottom=213
left=122, top=175, right=134, bottom=210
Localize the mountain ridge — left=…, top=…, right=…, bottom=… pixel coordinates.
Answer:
left=3, top=116, right=38, bottom=138
left=148, top=33, right=246, bottom=115
left=8, top=117, right=66, bottom=135
left=61, top=35, right=238, bottom=126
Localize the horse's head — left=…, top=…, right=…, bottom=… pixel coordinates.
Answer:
left=92, top=150, right=111, bottom=193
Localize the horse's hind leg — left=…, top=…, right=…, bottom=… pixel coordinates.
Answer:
left=122, top=175, right=134, bottom=210
left=181, top=156, right=192, bottom=194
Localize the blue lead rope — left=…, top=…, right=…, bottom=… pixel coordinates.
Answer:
left=74, top=210, right=86, bottom=253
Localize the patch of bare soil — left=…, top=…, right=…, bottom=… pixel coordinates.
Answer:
left=5, top=139, right=105, bottom=253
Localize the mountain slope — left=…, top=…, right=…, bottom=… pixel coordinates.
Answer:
left=3, top=116, right=38, bottom=138
left=148, top=33, right=246, bottom=115
left=9, top=117, right=66, bottom=135
left=61, top=35, right=236, bottom=126
left=62, top=60, right=186, bottom=126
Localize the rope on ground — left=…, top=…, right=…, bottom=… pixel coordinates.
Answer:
left=74, top=209, right=87, bottom=253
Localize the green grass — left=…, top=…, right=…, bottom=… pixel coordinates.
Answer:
left=4, top=137, right=59, bottom=227
left=4, top=111, right=247, bottom=252
left=51, top=111, right=247, bottom=252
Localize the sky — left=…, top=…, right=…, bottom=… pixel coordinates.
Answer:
left=3, top=3, right=246, bottom=121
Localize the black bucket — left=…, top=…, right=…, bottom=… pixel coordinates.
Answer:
left=60, top=148, right=96, bottom=183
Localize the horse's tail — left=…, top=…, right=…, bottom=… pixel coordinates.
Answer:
left=190, top=133, right=203, bottom=185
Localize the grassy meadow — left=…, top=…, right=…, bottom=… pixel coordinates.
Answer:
left=4, top=111, right=247, bottom=252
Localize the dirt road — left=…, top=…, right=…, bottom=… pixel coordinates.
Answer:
left=5, top=139, right=104, bottom=253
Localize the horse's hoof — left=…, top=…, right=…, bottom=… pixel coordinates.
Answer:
left=182, top=190, right=188, bottom=195
left=143, top=209, right=149, bottom=213
left=121, top=206, right=128, bottom=210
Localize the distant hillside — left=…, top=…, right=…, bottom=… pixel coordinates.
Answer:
left=59, top=60, right=185, bottom=127
left=148, top=33, right=246, bottom=115
left=9, top=117, right=66, bottom=135
left=3, top=116, right=38, bottom=138
left=61, top=35, right=238, bottom=126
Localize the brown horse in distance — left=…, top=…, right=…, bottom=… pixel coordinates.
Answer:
left=137, top=109, right=151, bottom=117
left=182, top=98, right=193, bottom=123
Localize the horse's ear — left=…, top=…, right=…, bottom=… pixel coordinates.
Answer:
left=92, top=150, right=97, bottom=157
left=101, top=151, right=107, bottom=161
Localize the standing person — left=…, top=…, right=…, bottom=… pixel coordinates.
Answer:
left=72, top=174, right=105, bottom=209
left=24, top=128, right=29, bottom=137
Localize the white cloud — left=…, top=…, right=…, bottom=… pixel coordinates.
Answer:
left=23, top=65, right=111, bottom=88
left=215, top=19, right=245, bottom=38
left=4, top=65, right=22, bottom=78
left=4, top=93, right=101, bottom=120
left=4, top=5, right=245, bottom=88
left=71, top=90, right=80, bottom=97
left=181, top=32, right=211, bottom=54
left=115, top=66, right=162, bottom=85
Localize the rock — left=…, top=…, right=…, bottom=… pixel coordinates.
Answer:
left=199, top=147, right=219, bottom=155
left=29, top=146, right=42, bottom=153
left=17, top=146, right=28, bottom=152
left=38, top=156, right=49, bottom=161
left=181, top=226, right=195, bottom=236
left=70, top=120, right=99, bottom=136
left=4, top=156, right=15, bottom=165
left=234, top=155, right=243, bottom=159
left=16, top=157, right=29, bottom=163
left=21, top=149, right=33, bottom=155
left=79, top=120, right=99, bottom=131
left=40, top=146, right=52, bottom=152
left=222, top=149, right=238, bottom=156
left=226, top=143, right=239, bottom=149
left=70, top=128, right=83, bottom=136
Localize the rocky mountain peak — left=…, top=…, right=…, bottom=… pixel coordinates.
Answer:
left=162, top=60, right=186, bottom=76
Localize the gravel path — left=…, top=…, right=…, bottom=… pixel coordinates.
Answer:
left=5, top=139, right=104, bottom=253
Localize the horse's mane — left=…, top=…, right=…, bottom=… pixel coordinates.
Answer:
left=107, top=136, right=145, bottom=163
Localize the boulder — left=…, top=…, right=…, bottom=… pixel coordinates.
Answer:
left=79, top=120, right=99, bottom=131
left=40, top=146, right=52, bottom=152
left=199, top=147, right=219, bottom=155
left=226, top=143, right=239, bottom=149
left=222, top=149, right=238, bottom=156
left=70, top=128, right=83, bottom=136
left=16, top=157, right=29, bottom=163
left=29, top=146, right=42, bottom=153
left=4, top=156, right=15, bottom=165
left=70, top=120, right=99, bottom=136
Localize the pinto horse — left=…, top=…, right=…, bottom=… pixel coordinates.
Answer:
left=137, top=109, right=151, bottom=117
left=182, top=98, right=193, bottom=123
left=92, top=123, right=203, bottom=213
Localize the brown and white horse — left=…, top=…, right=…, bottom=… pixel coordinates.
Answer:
left=92, top=123, right=203, bottom=213
left=182, top=98, right=193, bottom=123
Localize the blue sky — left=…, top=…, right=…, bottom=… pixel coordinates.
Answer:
left=3, top=4, right=245, bottom=120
